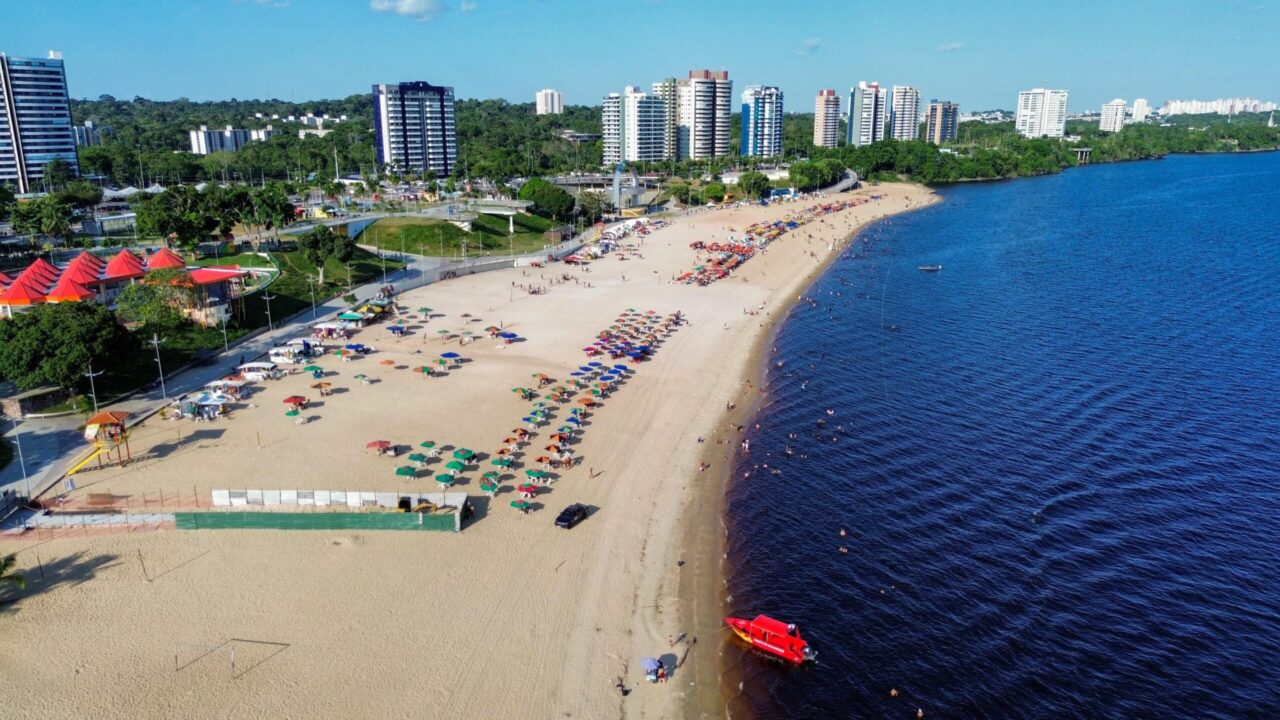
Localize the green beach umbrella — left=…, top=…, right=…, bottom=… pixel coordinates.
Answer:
left=436, top=474, right=456, bottom=487
left=420, top=440, right=436, bottom=448
left=437, top=329, right=451, bottom=337
left=525, top=469, right=546, bottom=479
left=418, top=306, right=429, bottom=313
left=395, top=466, right=416, bottom=477
left=491, top=458, right=512, bottom=468
left=482, top=471, right=499, bottom=480
left=453, top=448, right=474, bottom=460
left=285, top=409, right=300, bottom=417
left=445, top=460, right=465, bottom=471
left=303, top=365, right=323, bottom=372
left=479, top=481, right=499, bottom=494
left=354, top=373, right=367, bottom=380
left=510, top=500, right=530, bottom=511
left=408, top=453, right=427, bottom=463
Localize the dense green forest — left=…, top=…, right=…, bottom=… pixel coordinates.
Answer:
left=71, top=95, right=604, bottom=186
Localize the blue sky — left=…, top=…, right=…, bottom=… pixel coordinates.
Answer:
left=3, top=0, right=1277, bottom=111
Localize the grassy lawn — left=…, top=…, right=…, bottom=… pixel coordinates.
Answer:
left=360, top=213, right=560, bottom=258
left=191, top=251, right=276, bottom=269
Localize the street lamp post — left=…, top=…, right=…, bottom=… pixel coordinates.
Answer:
left=9, top=417, right=30, bottom=498
left=83, top=364, right=104, bottom=414
left=262, top=292, right=276, bottom=331
left=307, top=276, right=318, bottom=321
left=219, top=313, right=229, bottom=352
left=149, top=333, right=168, bottom=399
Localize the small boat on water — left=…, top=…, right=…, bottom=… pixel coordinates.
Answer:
left=724, top=614, right=817, bottom=664
left=918, top=264, right=943, bottom=272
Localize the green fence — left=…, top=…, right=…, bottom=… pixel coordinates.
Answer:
left=174, top=511, right=458, bottom=532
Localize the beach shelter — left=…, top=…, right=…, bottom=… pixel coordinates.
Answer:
left=453, top=448, right=474, bottom=460
left=366, top=440, right=391, bottom=451
left=525, top=469, right=547, bottom=480
left=441, top=351, right=461, bottom=360
left=479, top=481, right=499, bottom=495
left=408, top=452, right=428, bottom=464
left=534, top=455, right=551, bottom=465
left=44, top=276, right=95, bottom=303
left=518, top=483, right=538, bottom=494
left=283, top=395, right=308, bottom=406
left=303, top=365, right=323, bottom=372
left=285, top=409, right=300, bottom=417
left=436, top=474, right=456, bottom=488
left=395, top=466, right=416, bottom=477
left=510, top=500, right=530, bottom=511
left=445, top=460, right=465, bottom=472
left=491, top=458, right=513, bottom=468
left=420, top=441, right=436, bottom=449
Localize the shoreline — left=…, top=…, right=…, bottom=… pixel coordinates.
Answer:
left=0, top=183, right=939, bottom=720
left=677, top=186, right=941, bottom=720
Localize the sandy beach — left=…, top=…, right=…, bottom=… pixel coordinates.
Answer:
left=0, top=182, right=936, bottom=720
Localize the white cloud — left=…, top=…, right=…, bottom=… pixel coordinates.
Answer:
left=937, top=41, right=964, bottom=52
left=460, top=0, right=477, bottom=10
left=370, top=0, right=446, bottom=20
left=795, top=37, right=823, bottom=55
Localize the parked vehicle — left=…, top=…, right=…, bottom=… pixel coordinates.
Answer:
left=555, top=503, right=588, bottom=529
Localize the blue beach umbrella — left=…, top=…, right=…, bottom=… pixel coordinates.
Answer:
left=612, top=364, right=629, bottom=371
left=441, top=352, right=461, bottom=359
left=570, top=372, right=585, bottom=377
left=499, top=332, right=518, bottom=339
left=587, top=361, right=604, bottom=367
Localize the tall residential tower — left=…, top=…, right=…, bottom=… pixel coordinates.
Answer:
left=602, top=86, right=667, bottom=165
left=740, top=85, right=784, bottom=157
left=925, top=100, right=959, bottom=144
left=677, top=69, right=732, bottom=159
left=535, top=89, right=563, bottom=115
left=1100, top=99, right=1126, bottom=133
left=847, top=81, right=887, bottom=147
left=1015, top=88, right=1069, bottom=138
left=372, top=81, right=458, bottom=176
left=0, top=51, right=79, bottom=194
left=889, top=85, right=921, bottom=141
left=813, top=90, right=840, bottom=148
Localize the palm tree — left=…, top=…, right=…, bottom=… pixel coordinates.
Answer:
left=1, top=554, right=25, bottom=592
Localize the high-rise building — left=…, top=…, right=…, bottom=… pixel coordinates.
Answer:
left=1130, top=98, right=1150, bottom=123
left=73, top=120, right=108, bottom=147
left=924, top=100, right=959, bottom=144
left=1099, top=99, right=1126, bottom=133
left=372, top=81, right=457, bottom=176
left=0, top=51, right=79, bottom=194
left=740, top=85, right=783, bottom=157
left=676, top=69, right=732, bottom=159
left=602, top=93, right=622, bottom=166
left=813, top=90, right=840, bottom=148
left=651, top=78, right=680, bottom=161
left=189, top=125, right=250, bottom=155
left=535, top=88, right=563, bottom=115
left=1015, top=88, right=1069, bottom=138
left=847, top=81, right=887, bottom=147
left=1157, top=97, right=1278, bottom=116
left=889, top=86, right=921, bottom=141
left=602, top=86, right=667, bottom=165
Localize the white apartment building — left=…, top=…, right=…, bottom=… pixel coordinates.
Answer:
left=602, top=86, right=667, bottom=165
left=189, top=125, right=250, bottom=155
left=1099, top=99, right=1126, bottom=133
left=651, top=78, right=680, bottom=161
left=1158, top=97, right=1278, bottom=116
left=1130, top=98, right=1150, bottom=123
left=1015, top=88, right=1069, bottom=138
left=847, top=81, right=888, bottom=147
left=740, top=85, right=783, bottom=157
left=676, top=69, right=732, bottom=159
left=813, top=90, right=840, bottom=148
left=536, top=88, right=563, bottom=115
left=889, top=85, right=921, bottom=141
left=372, top=81, right=458, bottom=176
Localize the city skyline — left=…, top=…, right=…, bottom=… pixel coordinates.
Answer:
left=2, top=0, right=1278, bottom=112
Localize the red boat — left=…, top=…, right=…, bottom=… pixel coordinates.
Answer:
left=724, top=614, right=817, bottom=664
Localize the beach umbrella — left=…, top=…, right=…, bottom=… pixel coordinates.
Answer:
left=492, top=458, right=513, bottom=467
left=445, top=460, right=466, bottom=472
left=283, top=395, right=308, bottom=406
left=518, top=483, right=538, bottom=494
left=487, top=326, right=502, bottom=333
left=479, top=481, right=499, bottom=495
left=414, top=366, right=432, bottom=374
left=512, top=387, right=529, bottom=395
left=285, top=409, right=300, bottom=417
left=310, top=382, right=332, bottom=389
left=442, top=352, right=461, bottom=360
left=588, top=361, right=604, bottom=367
left=418, top=307, right=430, bottom=314
left=333, top=349, right=348, bottom=356
left=420, top=440, right=436, bottom=448
left=453, top=448, right=474, bottom=460
left=408, top=453, right=427, bottom=463
left=525, top=469, right=547, bottom=479
left=613, top=364, right=629, bottom=371
left=496, top=448, right=512, bottom=456
left=354, top=373, right=367, bottom=380
left=437, top=329, right=451, bottom=338
left=437, top=359, right=447, bottom=367
left=499, top=332, right=518, bottom=339
left=482, top=471, right=500, bottom=480
left=379, top=359, right=395, bottom=366
left=303, top=365, right=323, bottom=372
left=578, top=397, right=595, bottom=406
left=510, top=500, right=530, bottom=511
left=566, top=417, right=581, bottom=426
left=396, top=466, right=416, bottom=477
left=640, top=657, right=661, bottom=674
left=532, top=402, right=547, bottom=408
left=367, top=440, right=391, bottom=450
left=436, top=474, right=456, bottom=487
left=549, top=433, right=568, bottom=442
left=534, top=455, right=551, bottom=464
left=570, top=372, right=584, bottom=377
left=502, top=436, right=518, bottom=444
left=461, top=330, right=474, bottom=338
left=557, top=426, right=574, bottom=434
